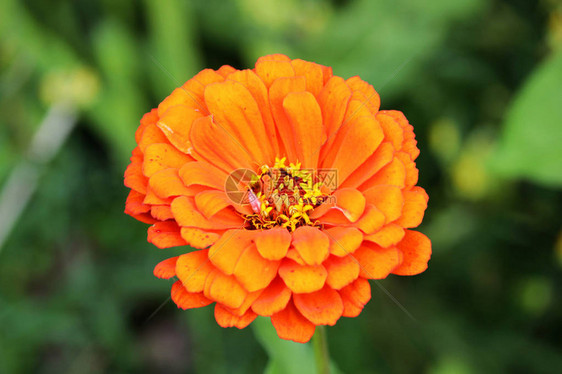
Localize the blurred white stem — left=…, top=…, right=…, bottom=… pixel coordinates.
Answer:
left=0, top=102, right=77, bottom=252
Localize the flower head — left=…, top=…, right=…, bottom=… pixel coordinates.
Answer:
left=124, top=54, right=431, bottom=343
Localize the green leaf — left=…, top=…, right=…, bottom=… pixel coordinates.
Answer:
left=88, top=18, right=147, bottom=166
left=252, top=317, right=316, bottom=374
left=252, top=318, right=343, bottom=374
left=490, top=49, right=562, bottom=187
left=144, top=0, right=202, bottom=98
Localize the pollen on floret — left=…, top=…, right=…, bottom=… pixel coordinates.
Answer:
left=242, top=157, right=328, bottom=232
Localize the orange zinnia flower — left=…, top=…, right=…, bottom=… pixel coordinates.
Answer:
left=124, top=54, right=431, bottom=343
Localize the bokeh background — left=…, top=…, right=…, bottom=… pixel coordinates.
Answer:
left=1, top=0, right=562, bottom=373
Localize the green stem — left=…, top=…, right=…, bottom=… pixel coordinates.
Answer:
left=313, top=325, right=330, bottom=374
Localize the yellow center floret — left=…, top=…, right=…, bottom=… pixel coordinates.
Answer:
left=243, top=157, right=327, bottom=231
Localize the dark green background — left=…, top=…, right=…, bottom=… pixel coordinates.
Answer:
left=1, top=0, right=561, bottom=373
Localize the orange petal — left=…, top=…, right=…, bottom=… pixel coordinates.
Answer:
left=271, top=300, right=316, bottom=343
left=285, top=248, right=306, bottom=265
left=204, top=269, right=248, bottom=309
left=283, top=91, right=326, bottom=168
left=269, top=76, right=307, bottom=161
left=189, top=116, right=253, bottom=174
left=251, top=277, right=292, bottom=316
left=208, top=229, right=253, bottom=275
left=312, top=189, right=366, bottom=224
left=158, top=69, right=225, bottom=116
left=293, top=285, right=343, bottom=326
left=292, top=226, right=330, bottom=265
left=321, top=65, right=333, bottom=84
left=142, top=143, right=193, bottom=178
left=256, top=54, right=292, bottom=62
left=216, top=64, right=237, bottom=77
left=364, top=224, right=405, bottom=248
left=361, top=157, right=406, bottom=190
left=339, top=277, right=371, bottom=317
left=376, top=112, right=404, bottom=150
left=194, top=190, right=233, bottom=219
left=278, top=259, right=327, bottom=293
left=204, top=80, right=273, bottom=165
left=214, top=304, right=257, bottom=329
left=143, top=186, right=172, bottom=205
left=353, top=243, right=402, bottom=279
left=324, top=227, right=364, bottom=257
left=396, top=151, right=419, bottom=188
left=157, top=87, right=202, bottom=117
left=153, top=256, right=179, bottom=279
left=228, top=290, right=264, bottom=317
left=147, top=221, right=187, bottom=249
left=394, top=187, right=428, bottom=228
left=354, top=204, right=386, bottom=234
left=332, top=188, right=366, bottom=222
left=324, top=255, right=360, bottom=290
left=226, top=69, right=279, bottom=156
left=341, top=142, right=394, bottom=189
left=157, top=105, right=202, bottom=153
left=125, top=190, right=150, bottom=215
left=253, top=227, right=292, bottom=260
left=255, top=56, right=295, bottom=87
left=138, top=124, right=169, bottom=153
left=171, top=196, right=243, bottom=230
left=178, top=161, right=228, bottom=193
left=320, top=101, right=383, bottom=183
left=149, top=168, right=191, bottom=199
left=136, top=109, right=159, bottom=143
left=362, top=185, right=404, bottom=224
left=175, top=249, right=213, bottom=293
left=346, top=76, right=380, bottom=114
left=317, top=76, right=352, bottom=140
left=381, top=110, right=420, bottom=160
left=151, top=205, right=174, bottom=221
left=233, top=244, right=280, bottom=292
left=392, top=230, right=431, bottom=276
left=180, top=227, right=221, bottom=249
left=291, top=59, right=324, bottom=98
left=171, top=280, right=213, bottom=309
left=127, top=212, right=157, bottom=224
left=124, top=148, right=148, bottom=194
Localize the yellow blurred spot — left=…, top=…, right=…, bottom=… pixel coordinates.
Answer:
left=517, top=277, right=552, bottom=316
left=548, top=6, right=562, bottom=51
left=429, top=118, right=461, bottom=165
left=238, top=0, right=329, bottom=34
left=451, top=128, right=497, bottom=200
left=40, top=66, right=100, bottom=108
left=429, top=355, right=473, bottom=374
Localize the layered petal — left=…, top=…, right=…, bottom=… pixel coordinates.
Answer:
left=278, top=259, right=327, bottom=293
left=171, top=280, right=213, bottom=309
left=293, top=285, right=343, bottom=326
left=147, top=221, right=186, bottom=249
left=251, top=277, right=292, bottom=316
left=214, top=304, right=257, bottom=329
left=354, top=242, right=403, bottom=279
left=153, top=256, right=179, bottom=279
left=392, top=230, right=431, bottom=276
left=291, top=226, right=330, bottom=265
left=271, top=300, right=315, bottom=343
left=323, top=255, right=360, bottom=290
left=254, top=227, right=292, bottom=260
left=339, top=277, right=371, bottom=317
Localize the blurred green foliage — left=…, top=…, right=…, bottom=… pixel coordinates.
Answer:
left=1, top=0, right=562, bottom=373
